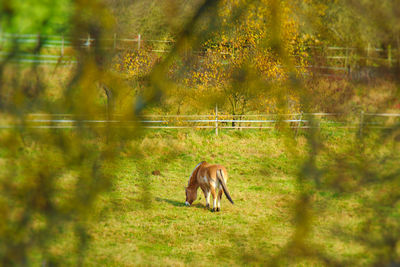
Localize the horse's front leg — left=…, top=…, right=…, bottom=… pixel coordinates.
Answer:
left=202, top=188, right=210, bottom=208
left=217, top=190, right=223, bottom=212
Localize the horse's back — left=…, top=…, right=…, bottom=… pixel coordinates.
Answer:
left=199, top=164, right=228, bottom=182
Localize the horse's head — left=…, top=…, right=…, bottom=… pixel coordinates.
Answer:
left=185, top=187, right=197, bottom=206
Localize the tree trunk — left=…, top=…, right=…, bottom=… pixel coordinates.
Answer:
left=103, top=85, right=114, bottom=121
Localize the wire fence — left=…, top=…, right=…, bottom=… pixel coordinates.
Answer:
left=0, top=32, right=397, bottom=74
left=1, top=112, right=398, bottom=135
left=0, top=33, right=170, bottom=64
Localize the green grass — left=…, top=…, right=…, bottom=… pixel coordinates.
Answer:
left=6, top=127, right=396, bottom=265
left=85, top=130, right=297, bottom=265
left=71, top=128, right=389, bottom=266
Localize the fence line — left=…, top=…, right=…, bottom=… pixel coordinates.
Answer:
left=1, top=34, right=385, bottom=52
left=0, top=33, right=392, bottom=53
left=0, top=112, right=397, bottom=135
left=0, top=33, right=397, bottom=71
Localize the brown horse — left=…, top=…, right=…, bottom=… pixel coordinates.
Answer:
left=185, top=161, right=234, bottom=212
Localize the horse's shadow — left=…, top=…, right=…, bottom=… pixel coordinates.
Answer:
left=155, top=197, right=206, bottom=209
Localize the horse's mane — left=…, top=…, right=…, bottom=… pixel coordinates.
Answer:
left=187, top=161, right=206, bottom=187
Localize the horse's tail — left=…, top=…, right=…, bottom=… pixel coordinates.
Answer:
left=217, top=169, right=234, bottom=204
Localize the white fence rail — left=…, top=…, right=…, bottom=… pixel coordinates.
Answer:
left=0, top=33, right=397, bottom=72
left=1, top=112, right=399, bottom=136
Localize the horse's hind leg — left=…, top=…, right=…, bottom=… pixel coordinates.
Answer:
left=217, top=190, right=223, bottom=212
left=211, top=188, right=217, bottom=212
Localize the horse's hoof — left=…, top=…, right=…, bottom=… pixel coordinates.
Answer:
left=211, top=208, right=216, bottom=212
left=216, top=208, right=220, bottom=212
left=206, top=204, right=209, bottom=208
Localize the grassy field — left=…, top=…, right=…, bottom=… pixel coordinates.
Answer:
left=66, top=127, right=389, bottom=266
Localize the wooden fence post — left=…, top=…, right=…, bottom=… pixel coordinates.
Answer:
left=367, top=43, right=370, bottom=65
left=0, top=27, right=3, bottom=49
left=358, top=110, right=364, bottom=138
left=61, top=35, right=64, bottom=57
left=87, top=34, right=91, bottom=50
left=113, top=33, right=117, bottom=50
left=295, top=111, right=303, bottom=138
left=137, top=34, right=141, bottom=50
left=388, top=44, right=392, bottom=67
left=215, top=104, right=219, bottom=136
